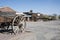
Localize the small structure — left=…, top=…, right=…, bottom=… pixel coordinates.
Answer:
left=23, top=10, right=41, bottom=21
left=0, top=7, right=16, bottom=22
left=23, top=12, right=32, bottom=21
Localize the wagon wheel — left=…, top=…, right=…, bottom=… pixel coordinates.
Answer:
left=19, top=16, right=26, bottom=33
left=11, top=15, right=26, bottom=34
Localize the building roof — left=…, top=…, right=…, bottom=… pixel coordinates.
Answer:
left=23, top=12, right=40, bottom=15
left=0, top=7, right=16, bottom=17
left=0, top=6, right=16, bottom=12
left=23, top=12, right=32, bottom=15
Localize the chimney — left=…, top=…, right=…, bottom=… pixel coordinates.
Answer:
left=30, top=10, right=33, bottom=13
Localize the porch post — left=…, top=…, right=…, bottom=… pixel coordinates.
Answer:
left=28, top=17, right=30, bottom=21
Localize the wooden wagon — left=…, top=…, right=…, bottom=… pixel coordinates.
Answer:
left=0, top=12, right=26, bottom=34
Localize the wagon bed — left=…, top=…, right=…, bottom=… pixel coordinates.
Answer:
left=0, top=12, right=26, bottom=34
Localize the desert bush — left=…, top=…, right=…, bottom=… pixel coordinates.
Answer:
left=58, top=15, right=60, bottom=19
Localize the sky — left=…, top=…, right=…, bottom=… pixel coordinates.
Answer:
left=0, top=0, right=60, bottom=15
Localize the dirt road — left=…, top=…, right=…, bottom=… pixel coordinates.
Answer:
left=26, top=20, right=60, bottom=40
left=0, top=20, right=60, bottom=40
left=0, top=31, right=36, bottom=40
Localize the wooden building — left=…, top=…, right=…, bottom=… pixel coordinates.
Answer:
left=23, top=10, right=41, bottom=21
left=0, top=7, right=16, bottom=22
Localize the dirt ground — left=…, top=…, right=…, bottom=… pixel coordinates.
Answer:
left=0, top=20, right=60, bottom=40
left=26, top=20, right=60, bottom=40
left=0, top=31, right=36, bottom=40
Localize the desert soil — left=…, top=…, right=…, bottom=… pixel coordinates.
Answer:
left=26, top=20, right=60, bottom=40
left=0, top=20, right=60, bottom=40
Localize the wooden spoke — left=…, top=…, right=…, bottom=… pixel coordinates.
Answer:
left=11, top=15, right=26, bottom=34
